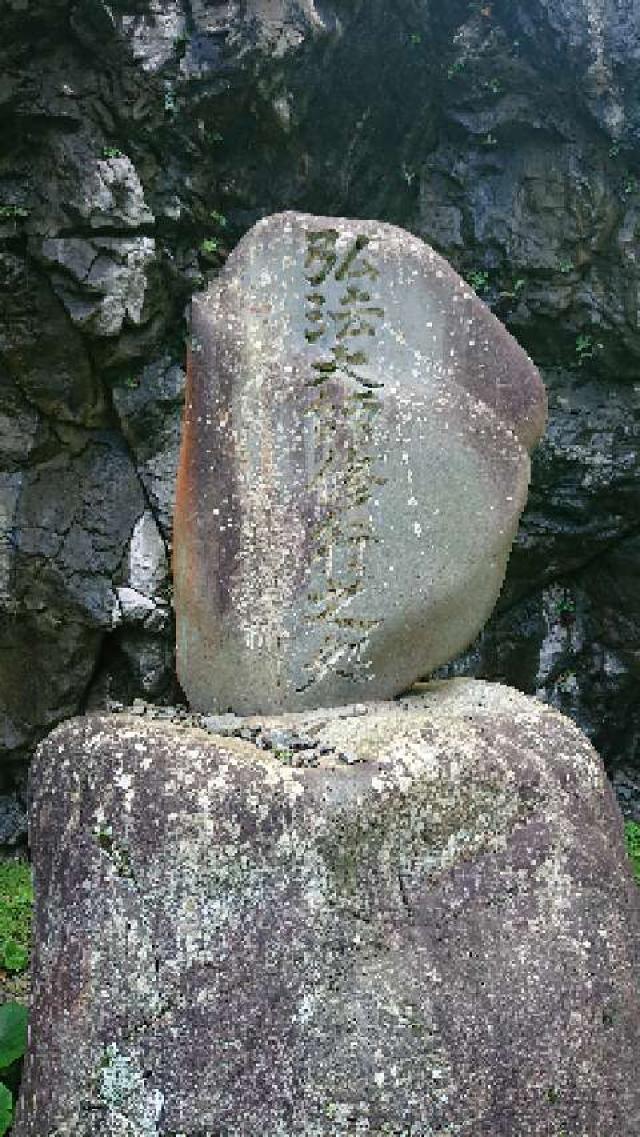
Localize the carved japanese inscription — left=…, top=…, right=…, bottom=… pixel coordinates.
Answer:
left=299, top=229, right=386, bottom=690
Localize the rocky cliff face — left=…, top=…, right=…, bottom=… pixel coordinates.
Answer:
left=1, top=0, right=638, bottom=812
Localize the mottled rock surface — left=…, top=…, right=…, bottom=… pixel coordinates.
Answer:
left=175, top=212, right=545, bottom=713
left=17, top=680, right=640, bottom=1136
left=1, top=0, right=639, bottom=782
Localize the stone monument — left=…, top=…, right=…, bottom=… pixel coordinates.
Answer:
left=174, top=212, right=546, bottom=714
left=16, top=215, right=640, bottom=1137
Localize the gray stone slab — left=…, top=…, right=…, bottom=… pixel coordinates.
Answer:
left=174, top=213, right=546, bottom=714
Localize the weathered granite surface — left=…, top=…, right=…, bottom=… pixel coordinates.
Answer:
left=1, top=1, right=640, bottom=783
left=174, top=213, right=546, bottom=714
left=17, top=679, right=640, bottom=1136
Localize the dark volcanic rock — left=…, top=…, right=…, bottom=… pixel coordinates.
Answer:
left=0, top=0, right=639, bottom=776
left=16, top=680, right=640, bottom=1136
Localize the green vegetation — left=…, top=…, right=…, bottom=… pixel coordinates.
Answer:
left=0, top=205, right=29, bottom=221
left=0, top=859, right=33, bottom=975
left=198, top=211, right=229, bottom=259
left=0, top=1086, right=11, bottom=1136
left=0, top=1004, right=27, bottom=1072
left=112, top=372, right=140, bottom=390
left=273, top=747, right=295, bottom=766
left=553, top=595, right=575, bottom=615
left=447, top=59, right=465, bottom=78
left=500, top=277, right=525, bottom=300
left=624, top=821, right=640, bottom=883
left=575, top=333, right=595, bottom=364
left=468, top=269, right=490, bottom=293
left=0, top=1002, right=28, bottom=1135
left=101, top=146, right=124, bottom=160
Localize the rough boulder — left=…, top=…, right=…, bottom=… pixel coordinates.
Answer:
left=16, top=679, right=640, bottom=1136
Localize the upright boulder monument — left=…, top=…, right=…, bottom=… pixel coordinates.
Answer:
left=174, top=212, right=546, bottom=715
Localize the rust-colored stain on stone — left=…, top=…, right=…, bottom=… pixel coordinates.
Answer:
left=173, top=344, right=195, bottom=588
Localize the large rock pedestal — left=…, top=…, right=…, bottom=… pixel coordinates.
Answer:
left=16, top=680, right=640, bottom=1136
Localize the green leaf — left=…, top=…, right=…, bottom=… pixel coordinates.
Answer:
left=0, top=1003, right=28, bottom=1070
left=625, top=821, right=640, bottom=883
left=1, top=941, right=28, bottom=973
left=200, top=237, right=219, bottom=255
left=0, top=1083, right=13, bottom=1136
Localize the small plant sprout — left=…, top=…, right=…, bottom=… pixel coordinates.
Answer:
left=209, top=210, right=228, bottom=227
left=102, top=146, right=124, bottom=160
left=468, top=269, right=490, bottom=293
left=575, top=334, right=603, bottom=365
left=553, top=594, right=576, bottom=626
left=200, top=237, right=219, bottom=255
left=559, top=260, right=573, bottom=274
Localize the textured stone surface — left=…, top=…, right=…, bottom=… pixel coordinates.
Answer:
left=175, top=212, right=545, bottom=714
left=17, top=679, right=640, bottom=1136
left=1, top=0, right=639, bottom=777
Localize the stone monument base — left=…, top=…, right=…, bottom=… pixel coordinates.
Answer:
left=16, top=680, right=640, bottom=1136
